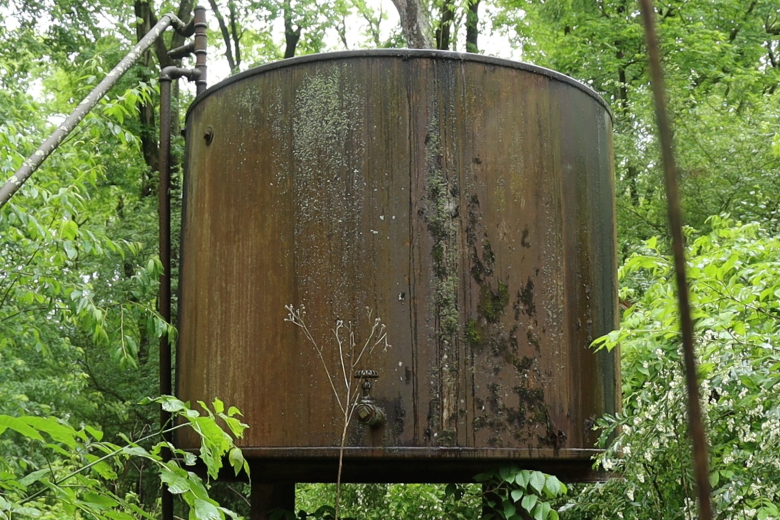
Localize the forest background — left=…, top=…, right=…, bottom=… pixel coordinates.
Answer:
left=1, top=0, right=780, bottom=518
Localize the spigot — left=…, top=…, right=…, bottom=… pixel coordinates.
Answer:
left=354, top=369, right=385, bottom=427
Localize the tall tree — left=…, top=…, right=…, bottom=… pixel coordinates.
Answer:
left=390, top=0, right=434, bottom=47
left=494, top=0, right=780, bottom=248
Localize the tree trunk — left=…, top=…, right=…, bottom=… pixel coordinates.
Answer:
left=229, top=1, right=242, bottom=68
left=466, top=0, right=480, bottom=53
left=390, top=0, right=434, bottom=48
left=133, top=0, right=193, bottom=196
left=134, top=0, right=159, bottom=199
left=435, top=0, right=454, bottom=50
left=284, top=0, right=301, bottom=58
left=208, top=0, right=237, bottom=71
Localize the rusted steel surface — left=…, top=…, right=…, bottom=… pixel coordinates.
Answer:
left=177, top=50, right=619, bottom=481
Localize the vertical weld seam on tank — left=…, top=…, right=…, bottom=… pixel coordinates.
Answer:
left=593, top=111, right=609, bottom=413
left=456, top=60, right=472, bottom=448
left=406, top=58, right=420, bottom=444
left=440, top=60, right=457, bottom=442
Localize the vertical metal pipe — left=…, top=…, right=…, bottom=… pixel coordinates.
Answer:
left=159, top=13, right=204, bottom=518
left=158, top=74, right=174, bottom=520
left=159, top=76, right=173, bottom=412
left=638, top=1, right=712, bottom=518
left=193, top=5, right=208, bottom=95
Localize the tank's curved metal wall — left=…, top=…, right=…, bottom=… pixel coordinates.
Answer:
left=177, top=50, right=619, bottom=482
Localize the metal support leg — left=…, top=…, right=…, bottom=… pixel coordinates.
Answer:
left=251, top=482, right=295, bottom=520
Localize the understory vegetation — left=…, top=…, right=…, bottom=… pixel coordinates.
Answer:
left=2, top=0, right=779, bottom=518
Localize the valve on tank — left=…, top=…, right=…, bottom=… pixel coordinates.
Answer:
left=354, top=370, right=385, bottom=427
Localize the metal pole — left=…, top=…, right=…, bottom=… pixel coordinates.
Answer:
left=193, top=6, right=208, bottom=96
left=159, top=73, right=175, bottom=520
left=160, top=13, right=206, bottom=518
left=637, top=1, right=712, bottom=518
left=158, top=66, right=200, bottom=520
left=0, top=13, right=188, bottom=210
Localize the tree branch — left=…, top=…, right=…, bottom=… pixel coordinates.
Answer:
left=208, top=0, right=237, bottom=71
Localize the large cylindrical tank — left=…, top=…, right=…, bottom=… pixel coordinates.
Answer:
left=177, top=50, right=619, bottom=482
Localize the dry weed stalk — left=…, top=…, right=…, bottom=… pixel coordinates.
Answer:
left=284, top=304, right=390, bottom=520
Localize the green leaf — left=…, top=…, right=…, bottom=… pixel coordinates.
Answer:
left=221, top=416, right=247, bottom=438
left=529, top=471, right=545, bottom=494
left=500, top=464, right=518, bottom=482
left=0, top=416, right=45, bottom=442
left=159, top=397, right=187, bottom=413
left=61, top=219, right=78, bottom=240
left=510, top=489, right=524, bottom=502
left=122, top=445, right=150, bottom=457
left=212, top=398, right=224, bottom=414
left=11, top=505, right=42, bottom=517
left=514, top=470, right=530, bottom=489
left=81, top=492, right=119, bottom=509
left=534, top=502, right=551, bottom=520
left=187, top=471, right=212, bottom=501
left=228, top=447, right=245, bottom=476
left=193, top=498, right=222, bottom=520
left=474, top=472, right=491, bottom=482
left=63, top=240, right=77, bottom=259
left=18, top=468, right=52, bottom=487
left=161, top=467, right=191, bottom=494
left=85, top=425, right=104, bottom=441
left=543, top=475, right=564, bottom=497
left=732, top=321, right=746, bottom=336
left=20, top=416, right=77, bottom=448
left=521, top=494, right=538, bottom=513
left=91, top=460, right=118, bottom=480
left=709, top=471, right=719, bottom=488
left=503, top=501, right=516, bottom=518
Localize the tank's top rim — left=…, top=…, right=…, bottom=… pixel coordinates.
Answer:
left=186, top=49, right=613, bottom=121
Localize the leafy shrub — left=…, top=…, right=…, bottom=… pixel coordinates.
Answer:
left=290, top=467, right=565, bottom=520
left=0, top=396, right=248, bottom=520
left=567, top=217, right=780, bottom=519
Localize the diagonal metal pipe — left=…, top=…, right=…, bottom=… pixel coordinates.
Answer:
left=0, top=13, right=189, bottom=210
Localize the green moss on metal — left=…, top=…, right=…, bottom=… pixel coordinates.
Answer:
left=438, top=429, right=456, bottom=446
left=478, top=281, right=509, bottom=324
left=424, top=118, right=459, bottom=339
left=465, top=318, right=482, bottom=348
left=512, top=355, right=534, bottom=372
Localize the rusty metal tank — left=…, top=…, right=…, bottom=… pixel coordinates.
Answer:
left=177, top=49, right=619, bottom=482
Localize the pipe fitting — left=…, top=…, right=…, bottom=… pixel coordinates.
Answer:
left=159, top=66, right=201, bottom=82
left=354, top=370, right=386, bottom=428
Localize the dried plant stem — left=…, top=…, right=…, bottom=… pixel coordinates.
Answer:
left=285, top=305, right=389, bottom=520
left=638, top=1, right=712, bottom=518
left=334, top=398, right=353, bottom=520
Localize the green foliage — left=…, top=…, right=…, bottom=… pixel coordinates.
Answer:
left=570, top=217, right=780, bottom=519
left=290, top=467, right=565, bottom=520
left=475, top=466, right=567, bottom=520
left=0, top=396, right=249, bottom=520
left=294, top=482, right=480, bottom=520
left=494, top=0, right=780, bottom=250
left=4, top=0, right=780, bottom=518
